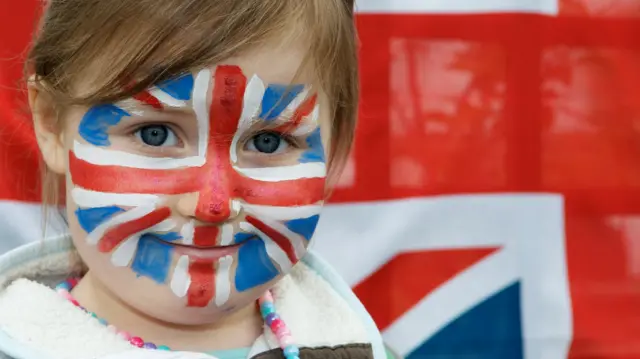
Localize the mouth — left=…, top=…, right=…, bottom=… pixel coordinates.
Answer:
left=157, top=234, right=259, bottom=260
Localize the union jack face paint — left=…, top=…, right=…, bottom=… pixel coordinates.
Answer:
left=69, top=65, right=325, bottom=308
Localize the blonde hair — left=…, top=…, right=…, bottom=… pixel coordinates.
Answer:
left=27, top=0, right=359, bottom=210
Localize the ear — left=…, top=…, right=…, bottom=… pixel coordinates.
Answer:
left=28, top=79, right=66, bottom=175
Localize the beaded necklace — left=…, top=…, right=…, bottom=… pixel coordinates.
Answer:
left=56, top=278, right=300, bottom=359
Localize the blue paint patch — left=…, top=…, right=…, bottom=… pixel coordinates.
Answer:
left=408, top=282, right=523, bottom=359
left=259, top=84, right=305, bottom=121
left=235, top=234, right=279, bottom=291
left=75, top=206, right=124, bottom=233
left=285, top=215, right=320, bottom=241
left=131, top=234, right=174, bottom=284
left=234, top=232, right=255, bottom=245
left=78, top=104, right=130, bottom=146
left=299, top=128, right=325, bottom=163
left=155, top=73, right=194, bottom=101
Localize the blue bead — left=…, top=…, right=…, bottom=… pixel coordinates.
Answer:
left=283, top=345, right=300, bottom=357
left=286, top=356, right=300, bottom=359
left=265, top=312, right=278, bottom=326
left=143, top=342, right=157, bottom=349
left=260, top=302, right=276, bottom=317
left=157, top=345, right=170, bottom=350
left=98, top=318, right=108, bottom=326
left=56, top=282, right=71, bottom=291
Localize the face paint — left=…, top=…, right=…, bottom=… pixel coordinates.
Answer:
left=69, top=65, right=327, bottom=309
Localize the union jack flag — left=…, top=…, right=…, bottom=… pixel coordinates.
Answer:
left=68, top=65, right=325, bottom=307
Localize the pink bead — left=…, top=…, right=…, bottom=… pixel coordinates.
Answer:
left=129, top=336, right=144, bottom=348
left=58, top=289, right=73, bottom=300
left=117, top=331, right=131, bottom=341
left=262, top=291, right=274, bottom=303
left=279, top=334, right=294, bottom=347
left=69, top=299, right=80, bottom=307
left=270, top=318, right=284, bottom=332
left=107, top=325, right=117, bottom=333
left=276, top=327, right=291, bottom=338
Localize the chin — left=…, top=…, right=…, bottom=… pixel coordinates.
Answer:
left=99, top=270, right=270, bottom=326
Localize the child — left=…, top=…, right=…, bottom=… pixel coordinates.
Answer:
left=0, top=0, right=389, bottom=358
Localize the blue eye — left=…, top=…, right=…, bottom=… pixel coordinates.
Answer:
left=247, top=132, right=289, bottom=154
left=135, top=125, right=178, bottom=147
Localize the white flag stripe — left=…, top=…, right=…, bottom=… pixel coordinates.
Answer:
left=110, top=235, right=140, bottom=267
left=354, top=0, right=558, bottom=15
left=214, top=255, right=233, bottom=307
left=291, top=105, right=320, bottom=137
left=148, top=88, right=187, bottom=108
left=239, top=222, right=292, bottom=272
left=242, top=202, right=323, bottom=221
left=72, top=188, right=162, bottom=208
left=383, top=250, right=517, bottom=356
left=193, top=68, right=212, bottom=158
left=180, top=220, right=195, bottom=246
left=234, top=162, right=326, bottom=182
left=251, top=215, right=306, bottom=260
left=170, top=255, right=191, bottom=298
left=231, top=75, right=266, bottom=164
left=220, top=224, right=234, bottom=246
left=73, top=141, right=204, bottom=169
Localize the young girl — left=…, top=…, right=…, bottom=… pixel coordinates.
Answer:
left=0, top=1, right=389, bottom=358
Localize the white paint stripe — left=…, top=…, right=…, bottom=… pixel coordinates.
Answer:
left=242, top=203, right=323, bottom=221
left=110, top=235, right=140, bottom=267
left=193, top=69, right=211, bottom=157
left=383, top=250, right=517, bottom=356
left=72, top=188, right=161, bottom=208
left=180, top=220, right=195, bottom=246
left=240, top=222, right=292, bottom=272
left=291, top=104, right=320, bottom=136
left=108, top=218, right=176, bottom=266
left=231, top=75, right=265, bottom=164
left=281, top=88, right=310, bottom=118
left=220, top=224, right=234, bottom=246
left=233, top=162, right=326, bottom=182
left=252, top=215, right=306, bottom=260
left=354, top=0, right=558, bottom=15
left=85, top=205, right=156, bottom=246
left=214, top=255, right=233, bottom=306
left=73, top=141, right=204, bottom=169
left=148, top=219, right=177, bottom=233
left=148, top=88, right=187, bottom=108
left=170, top=255, right=191, bottom=298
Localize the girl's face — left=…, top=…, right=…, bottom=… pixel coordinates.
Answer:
left=54, top=45, right=330, bottom=324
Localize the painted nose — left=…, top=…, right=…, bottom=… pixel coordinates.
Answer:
left=175, top=177, right=238, bottom=223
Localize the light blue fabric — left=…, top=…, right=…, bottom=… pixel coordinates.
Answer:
left=206, top=347, right=251, bottom=359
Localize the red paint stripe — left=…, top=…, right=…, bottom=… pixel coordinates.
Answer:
left=187, top=260, right=215, bottom=307
left=274, top=94, right=318, bottom=134
left=246, top=216, right=297, bottom=263
left=133, top=90, right=163, bottom=110
left=69, top=152, right=202, bottom=194
left=193, top=226, right=220, bottom=247
left=98, top=207, right=171, bottom=253
left=195, top=66, right=247, bottom=223
left=235, top=177, right=326, bottom=206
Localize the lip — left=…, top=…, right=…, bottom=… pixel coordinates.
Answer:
left=160, top=234, right=259, bottom=260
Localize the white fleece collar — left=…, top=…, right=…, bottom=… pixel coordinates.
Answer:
left=0, top=236, right=385, bottom=359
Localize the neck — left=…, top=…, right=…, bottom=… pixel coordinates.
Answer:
left=72, top=271, right=263, bottom=352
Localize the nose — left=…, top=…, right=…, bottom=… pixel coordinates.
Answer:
left=175, top=190, right=239, bottom=224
